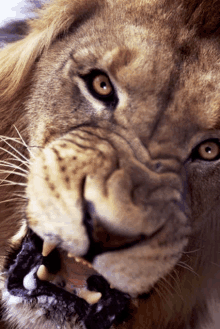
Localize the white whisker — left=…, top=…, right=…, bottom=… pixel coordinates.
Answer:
left=0, top=138, right=29, bottom=163
left=176, top=261, right=199, bottom=277
left=12, top=193, right=28, bottom=199
left=0, top=170, right=27, bottom=178
left=14, top=125, right=35, bottom=158
left=153, top=285, right=165, bottom=302
left=0, top=147, right=29, bottom=168
left=163, top=275, right=183, bottom=300
left=0, top=160, right=29, bottom=173
left=158, top=278, right=175, bottom=299
left=154, top=285, right=173, bottom=312
left=0, top=157, right=29, bottom=165
left=0, top=180, right=27, bottom=187
left=0, top=136, right=22, bottom=145
left=182, top=248, right=201, bottom=254
left=0, top=198, right=26, bottom=204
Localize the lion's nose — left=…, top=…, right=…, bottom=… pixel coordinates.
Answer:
left=84, top=163, right=183, bottom=239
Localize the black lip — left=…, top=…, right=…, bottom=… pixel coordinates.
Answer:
left=84, top=234, right=146, bottom=263
left=5, top=229, right=130, bottom=329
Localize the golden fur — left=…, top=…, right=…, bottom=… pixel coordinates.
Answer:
left=1, top=0, right=220, bottom=328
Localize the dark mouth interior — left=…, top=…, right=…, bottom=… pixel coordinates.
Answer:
left=5, top=229, right=130, bottom=329
left=83, top=207, right=147, bottom=263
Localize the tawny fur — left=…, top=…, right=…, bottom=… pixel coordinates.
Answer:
left=1, top=1, right=220, bottom=329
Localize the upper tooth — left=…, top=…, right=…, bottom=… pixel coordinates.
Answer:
left=74, top=257, right=93, bottom=268
left=37, top=265, right=55, bottom=281
left=67, top=252, right=75, bottom=258
left=42, top=241, right=57, bottom=257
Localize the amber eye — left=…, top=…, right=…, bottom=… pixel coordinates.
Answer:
left=92, top=74, right=113, bottom=96
left=198, top=141, right=220, bottom=160
left=81, top=70, right=118, bottom=107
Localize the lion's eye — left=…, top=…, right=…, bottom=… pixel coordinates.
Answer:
left=92, top=74, right=113, bottom=96
left=81, top=70, right=118, bottom=107
left=197, top=140, right=220, bottom=161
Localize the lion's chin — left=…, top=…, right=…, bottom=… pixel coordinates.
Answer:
left=3, top=229, right=130, bottom=329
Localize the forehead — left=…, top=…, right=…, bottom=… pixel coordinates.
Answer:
left=58, top=0, right=220, bottom=135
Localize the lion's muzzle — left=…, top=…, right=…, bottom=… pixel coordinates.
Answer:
left=26, top=128, right=190, bottom=296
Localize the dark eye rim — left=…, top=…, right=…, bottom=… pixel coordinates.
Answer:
left=191, top=138, right=220, bottom=162
left=80, top=69, right=118, bottom=106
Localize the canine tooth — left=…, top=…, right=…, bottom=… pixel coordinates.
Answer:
left=10, top=220, right=28, bottom=246
left=37, top=265, right=48, bottom=281
left=42, top=241, right=57, bottom=257
left=78, top=290, right=102, bottom=304
left=37, top=265, right=55, bottom=281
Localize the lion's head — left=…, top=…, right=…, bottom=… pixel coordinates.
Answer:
left=1, top=0, right=220, bottom=328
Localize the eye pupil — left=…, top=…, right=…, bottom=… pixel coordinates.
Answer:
left=205, top=146, right=212, bottom=153
left=100, top=82, right=107, bottom=89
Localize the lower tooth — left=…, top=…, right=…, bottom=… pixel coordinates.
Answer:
left=37, top=265, right=55, bottom=281
left=37, top=264, right=101, bottom=305
left=78, top=289, right=102, bottom=304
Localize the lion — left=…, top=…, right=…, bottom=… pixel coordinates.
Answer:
left=0, top=0, right=220, bottom=328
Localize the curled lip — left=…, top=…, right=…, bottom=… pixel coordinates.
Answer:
left=82, top=207, right=166, bottom=263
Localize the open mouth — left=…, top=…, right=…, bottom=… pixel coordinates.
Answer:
left=4, top=229, right=130, bottom=329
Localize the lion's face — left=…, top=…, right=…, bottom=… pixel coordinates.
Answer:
left=26, top=8, right=190, bottom=296
left=1, top=1, right=220, bottom=329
